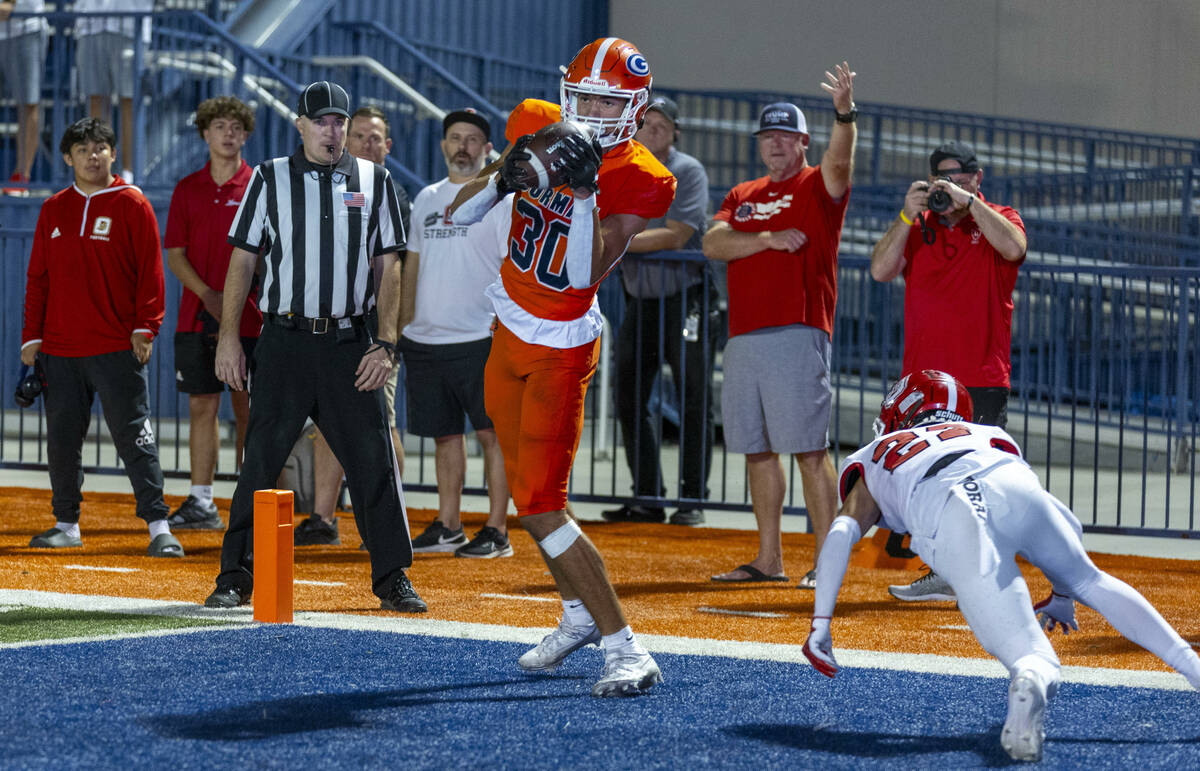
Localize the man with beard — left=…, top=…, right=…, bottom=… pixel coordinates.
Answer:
left=401, top=108, right=513, bottom=558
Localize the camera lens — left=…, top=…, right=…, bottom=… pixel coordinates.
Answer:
left=928, top=188, right=952, bottom=213
left=927, top=176, right=954, bottom=213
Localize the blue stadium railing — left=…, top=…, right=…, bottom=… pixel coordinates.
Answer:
left=2, top=222, right=1197, bottom=537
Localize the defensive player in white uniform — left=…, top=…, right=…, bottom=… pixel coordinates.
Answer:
left=802, top=370, right=1200, bottom=762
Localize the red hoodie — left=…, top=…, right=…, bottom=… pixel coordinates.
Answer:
left=22, top=176, right=165, bottom=357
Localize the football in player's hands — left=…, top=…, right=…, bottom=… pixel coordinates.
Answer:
left=557, top=126, right=603, bottom=193
left=499, top=134, right=535, bottom=193
left=502, top=121, right=601, bottom=192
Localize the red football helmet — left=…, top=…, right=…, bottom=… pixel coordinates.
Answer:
left=560, top=37, right=652, bottom=149
left=873, top=370, right=974, bottom=437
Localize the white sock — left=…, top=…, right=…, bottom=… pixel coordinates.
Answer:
left=1165, top=646, right=1200, bottom=691
left=55, top=521, right=80, bottom=538
left=190, top=485, right=214, bottom=505
left=602, top=625, right=645, bottom=657
left=148, top=520, right=171, bottom=539
left=561, top=599, right=594, bottom=628
left=1010, top=653, right=1060, bottom=699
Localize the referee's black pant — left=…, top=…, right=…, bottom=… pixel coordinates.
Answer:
left=41, top=350, right=170, bottom=524
left=216, top=320, right=413, bottom=599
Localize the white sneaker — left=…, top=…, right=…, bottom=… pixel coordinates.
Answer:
left=518, top=620, right=600, bottom=672
left=1001, top=670, right=1047, bottom=762
left=591, top=650, right=662, bottom=697
left=888, top=569, right=956, bottom=602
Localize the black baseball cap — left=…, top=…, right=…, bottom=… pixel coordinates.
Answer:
left=754, top=102, right=807, bottom=135
left=443, top=108, right=491, bottom=140
left=646, top=96, right=680, bottom=125
left=929, top=140, right=980, bottom=174
left=297, top=81, right=350, bottom=120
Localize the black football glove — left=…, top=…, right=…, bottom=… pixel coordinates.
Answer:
left=498, top=134, right=534, bottom=194
left=559, top=130, right=603, bottom=194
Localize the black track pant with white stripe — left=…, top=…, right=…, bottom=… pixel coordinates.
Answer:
left=41, top=350, right=170, bottom=524
left=216, top=322, right=414, bottom=598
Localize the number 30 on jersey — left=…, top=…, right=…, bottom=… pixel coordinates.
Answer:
left=509, top=195, right=573, bottom=290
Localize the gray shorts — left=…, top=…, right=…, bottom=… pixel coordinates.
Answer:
left=0, top=30, right=47, bottom=104
left=76, top=32, right=136, bottom=99
left=721, top=324, right=832, bottom=455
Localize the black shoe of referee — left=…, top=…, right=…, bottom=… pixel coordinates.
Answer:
left=380, top=571, right=427, bottom=613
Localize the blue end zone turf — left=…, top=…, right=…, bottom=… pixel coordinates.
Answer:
left=2, top=626, right=1197, bottom=768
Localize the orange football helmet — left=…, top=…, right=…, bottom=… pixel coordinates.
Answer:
left=560, top=37, right=652, bottom=149
left=874, top=370, right=974, bottom=437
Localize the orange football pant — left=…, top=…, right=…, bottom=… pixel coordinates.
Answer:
left=484, top=321, right=600, bottom=516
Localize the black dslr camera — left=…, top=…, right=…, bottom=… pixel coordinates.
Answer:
left=926, top=176, right=954, bottom=213
left=15, top=361, right=45, bottom=408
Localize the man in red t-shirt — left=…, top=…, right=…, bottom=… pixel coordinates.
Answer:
left=703, top=63, right=857, bottom=590
left=20, top=118, right=181, bottom=557
left=164, top=96, right=260, bottom=530
left=869, top=139, right=1027, bottom=602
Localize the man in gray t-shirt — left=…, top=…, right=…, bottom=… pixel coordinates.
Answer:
left=602, top=97, right=717, bottom=527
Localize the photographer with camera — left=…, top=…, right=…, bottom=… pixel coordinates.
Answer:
left=869, top=139, right=1026, bottom=602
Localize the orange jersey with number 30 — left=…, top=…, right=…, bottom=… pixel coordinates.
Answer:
left=501, top=99, right=675, bottom=321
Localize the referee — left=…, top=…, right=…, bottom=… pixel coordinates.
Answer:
left=204, top=81, right=425, bottom=613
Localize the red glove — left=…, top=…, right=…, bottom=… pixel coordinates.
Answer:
left=803, top=617, right=839, bottom=678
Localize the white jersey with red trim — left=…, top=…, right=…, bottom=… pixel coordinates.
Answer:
left=838, top=422, right=1026, bottom=540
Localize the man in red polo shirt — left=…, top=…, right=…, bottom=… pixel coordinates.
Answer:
left=703, top=63, right=857, bottom=591
left=165, top=96, right=261, bottom=530
left=869, top=139, right=1027, bottom=602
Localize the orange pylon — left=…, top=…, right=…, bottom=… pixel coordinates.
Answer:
left=849, top=528, right=925, bottom=571
left=253, top=489, right=294, bottom=623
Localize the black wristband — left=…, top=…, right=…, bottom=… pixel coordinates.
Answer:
left=834, top=108, right=857, bottom=124
left=368, top=340, right=397, bottom=361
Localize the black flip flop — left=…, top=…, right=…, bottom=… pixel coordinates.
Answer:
left=711, top=563, right=790, bottom=583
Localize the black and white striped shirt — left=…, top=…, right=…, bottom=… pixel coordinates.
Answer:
left=228, top=147, right=406, bottom=318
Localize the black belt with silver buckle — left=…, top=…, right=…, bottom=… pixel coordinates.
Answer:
left=265, top=313, right=365, bottom=335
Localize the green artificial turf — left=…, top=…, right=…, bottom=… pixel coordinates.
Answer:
left=0, top=606, right=226, bottom=643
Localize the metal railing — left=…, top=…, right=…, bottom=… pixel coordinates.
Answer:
left=3, top=233, right=1197, bottom=537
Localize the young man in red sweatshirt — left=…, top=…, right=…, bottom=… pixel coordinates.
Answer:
left=21, top=117, right=182, bottom=557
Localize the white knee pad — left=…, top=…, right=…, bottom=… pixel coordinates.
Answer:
left=539, top=519, right=583, bottom=559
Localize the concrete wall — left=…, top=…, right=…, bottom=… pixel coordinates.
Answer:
left=609, top=0, right=1199, bottom=137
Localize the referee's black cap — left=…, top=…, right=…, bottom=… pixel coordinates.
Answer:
left=298, top=81, right=351, bottom=120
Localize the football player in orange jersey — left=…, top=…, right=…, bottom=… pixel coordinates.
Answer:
left=450, top=38, right=676, bottom=697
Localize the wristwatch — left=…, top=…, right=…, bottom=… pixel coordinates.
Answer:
left=835, top=104, right=857, bottom=124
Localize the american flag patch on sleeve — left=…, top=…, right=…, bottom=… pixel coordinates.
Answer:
left=342, top=191, right=366, bottom=207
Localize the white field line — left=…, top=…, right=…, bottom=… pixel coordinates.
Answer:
left=697, top=606, right=788, bottom=619
left=294, top=579, right=346, bottom=587
left=480, top=593, right=558, bottom=603
left=0, top=624, right=248, bottom=650
left=62, top=565, right=139, bottom=574
left=0, top=588, right=1193, bottom=692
